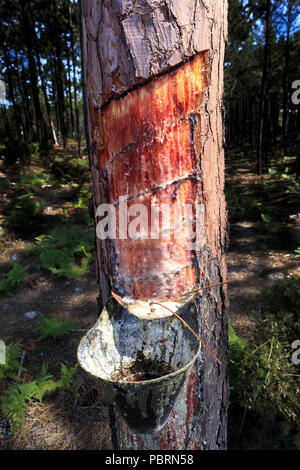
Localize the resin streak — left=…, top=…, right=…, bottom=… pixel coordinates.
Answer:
left=97, top=54, right=208, bottom=301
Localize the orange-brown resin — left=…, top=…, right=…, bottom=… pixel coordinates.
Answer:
left=98, top=54, right=208, bottom=301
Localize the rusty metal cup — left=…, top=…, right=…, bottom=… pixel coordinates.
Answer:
left=77, top=299, right=201, bottom=434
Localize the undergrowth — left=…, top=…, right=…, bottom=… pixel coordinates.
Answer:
left=6, top=193, right=46, bottom=234
left=34, top=225, right=94, bottom=279
left=0, top=339, right=23, bottom=381
left=34, top=315, right=78, bottom=341
left=48, top=155, right=89, bottom=182
left=1, top=362, right=78, bottom=434
left=0, top=140, right=39, bottom=167
left=0, top=264, right=28, bottom=296
left=228, top=277, right=300, bottom=449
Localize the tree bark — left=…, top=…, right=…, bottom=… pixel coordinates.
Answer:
left=3, top=44, right=23, bottom=139
left=81, top=0, right=228, bottom=450
left=15, top=55, right=31, bottom=140
left=66, top=46, right=75, bottom=138
left=69, top=0, right=82, bottom=158
left=20, top=0, right=44, bottom=142
left=282, top=1, right=291, bottom=155
left=257, top=0, right=271, bottom=175
left=52, top=0, right=68, bottom=149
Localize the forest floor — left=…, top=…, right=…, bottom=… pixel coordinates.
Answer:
left=225, top=150, right=300, bottom=337
left=0, top=143, right=299, bottom=450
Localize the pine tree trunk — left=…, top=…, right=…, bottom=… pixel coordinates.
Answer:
left=15, top=56, right=31, bottom=140
left=69, top=0, right=82, bottom=158
left=81, top=0, right=229, bottom=450
left=36, top=51, right=58, bottom=145
left=282, top=1, right=292, bottom=155
left=257, top=0, right=271, bottom=175
left=3, top=44, right=23, bottom=139
left=52, top=0, right=68, bottom=149
left=66, top=48, right=75, bottom=138
left=20, top=0, right=44, bottom=143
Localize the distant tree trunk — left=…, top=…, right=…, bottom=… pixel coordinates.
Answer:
left=36, top=54, right=58, bottom=146
left=52, top=0, right=68, bottom=149
left=3, top=44, right=23, bottom=139
left=82, top=0, right=229, bottom=450
left=20, top=0, right=44, bottom=143
left=15, top=56, right=31, bottom=140
left=257, top=0, right=271, bottom=175
left=69, top=0, right=82, bottom=158
left=66, top=46, right=75, bottom=138
left=20, top=55, right=34, bottom=136
left=282, top=1, right=292, bottom=155
left=51, top=64, right=60, bottom=139
left=1, top=104, right=11, bottom=138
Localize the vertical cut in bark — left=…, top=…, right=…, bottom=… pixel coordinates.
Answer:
left=81, top=0, right=228, bottom=450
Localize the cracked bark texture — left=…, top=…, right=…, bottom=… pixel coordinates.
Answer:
left=81, top=0, right=228, bottom=450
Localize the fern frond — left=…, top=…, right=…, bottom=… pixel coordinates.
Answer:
left=34, top=315, right=78, bottom=341
left=0, top=264, right=28, bottom=296
left=0, top=339, right=23, bottom=381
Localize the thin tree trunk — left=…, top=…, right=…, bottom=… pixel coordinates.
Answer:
left=257, top=0, right=271, bottom=175
left=15, top=55, right=31, bottom=140
left=282, top=1, right=291, bottom=155
left=12, top=71, right=25, bottom=139
left=66, top=46, right=75, bottom=138
left=36, top=51, right=58, bottom=145
left=1, top=104, right=11, bottom=138
left=20, top=0, right=44, bottom=143
left=3, top=44, right=23, bottom=139
left=20, top=55, right=34, bottom=138
left=81, top=0, right=229, bottom=450
left=69, top=0, right=82, bottom=158
left=51, top=62, right=60, bottom=139
left=52, top=0, right=68, bottom=149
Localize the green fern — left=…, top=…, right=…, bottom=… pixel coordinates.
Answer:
left=57, top=363, right=78, bottom=388
left=1, top=385, right=28, bottom=433
left=34, top=315, right=78, bottom=341
left=1, top=362, right=78, bottom=434
left=74, top=187, right=92, bottom=225
left=34, top=225, right=93, bottom=279
left=228, top=322, right=248, bottom=397
left=0, top=263, right=28, bottom=296
left=19, top=170, right=51, bottom=188
left=0, top=338, right=23, bottom=381
left=6, top=195, right=46, bottom=233
left=48, top=155, right=89, bottom=182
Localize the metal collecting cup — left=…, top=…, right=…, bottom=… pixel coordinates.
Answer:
left=77, top=299, right=201, bottom=434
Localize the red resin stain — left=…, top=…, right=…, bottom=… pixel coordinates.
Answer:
left=98, top=53, right=208, bottom=301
